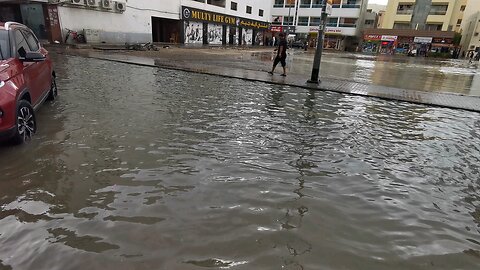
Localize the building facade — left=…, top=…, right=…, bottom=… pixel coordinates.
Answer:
left=0, top=0, right=271, bottom=45
left=381, top=0, right=468, bottom=32
left=271, top=0, right=368, bottom=51
left=460, top=0, right=480, bottom=55
left=460, top=11, right=480, bottom=55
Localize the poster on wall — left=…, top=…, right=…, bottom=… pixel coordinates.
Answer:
left=255, top=32, right=264, bottom=46
left=184, top=21, right=203, bottom=44
left=208, top=23, right=223, bottom=45
left=242, top=29, right=253, bottom=45
left=226, top=27, right=239, bottom=45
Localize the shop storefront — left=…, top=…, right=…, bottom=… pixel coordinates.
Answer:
left=181, top=6, right=269, bottom=46
left=0, top=1, right=62, bottom=43
left=362, top=34, right=397, bottom=54
left=362, top=29, right=455, bottom=57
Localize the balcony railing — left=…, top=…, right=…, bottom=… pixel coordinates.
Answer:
left=338, top=23, right=356, bottom=27
left=326, top=23, right=338, bottom=27
left=341, top=4, right=360, bottom=8
left=396, top=10, right=413, bottom=15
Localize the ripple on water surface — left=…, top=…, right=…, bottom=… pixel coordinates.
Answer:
left=0, top=55, right=479, bottom=270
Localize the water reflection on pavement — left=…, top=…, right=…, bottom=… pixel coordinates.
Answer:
left=286, top=51, right=480, bottom=96
left=0, top=54, right=479, bottom=270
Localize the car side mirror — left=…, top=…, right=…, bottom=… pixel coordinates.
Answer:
left=18, top=47, right=46, bottom=62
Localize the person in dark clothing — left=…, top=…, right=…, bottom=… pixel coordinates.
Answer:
left=268, top=33, right=288, bottom=76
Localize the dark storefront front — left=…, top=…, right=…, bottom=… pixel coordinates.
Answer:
left=0, top=1, right=62, bottom=43
left=152, top=17, right=181, bottom=43
left=181, top=6, right=270, bottom=46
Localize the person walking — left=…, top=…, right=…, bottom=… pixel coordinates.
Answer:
left=268, top=33, right=288, bottom=77
left=468, top=51, right=474, bottom=64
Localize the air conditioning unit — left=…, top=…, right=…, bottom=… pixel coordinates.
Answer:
left=70, top=0, right=84, bottom=5
left=85, top=0, right=98, bottom=7
left=115, top=1, right=126, bottom=12
left=100, top=0, right=113, bottom=9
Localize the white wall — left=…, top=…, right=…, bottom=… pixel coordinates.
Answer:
left=57, top=0, right=270, bottom=44
left=180, top=0, right=271, bottom=21
left=58, top=0, right=183, bottom=44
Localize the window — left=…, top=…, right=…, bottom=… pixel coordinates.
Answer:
left=457, top=19, right=462, bottom=25
left=206, top=0, right=225, bottom=8
left=259, top=9, right=264, bottom=17
left=312, top=0, right=322, bottom=8
left=274, top=0, right=284, bottom=8
left=300, top=0, right=311, bottom=8
left=310, top=17, right=321, bottom=26
left=231, top=1, right=237, bottom=11
left=429, top=5, right=448, bottom=15
left=327, top=17, right=338, bottom=27
left=0, top=30, right=11, bottom=60
left=285, top=0, right=295, bottom=7
left=283, top=16, right=293, bottom=25
left=397, top=4, right=414, bottom=15
left=22, top=30, right=40, bottom=51
left=246, top=6, right=252, bottom=14
left=393, top=22, right=410, bottom=29
left=460, top=5, right=466, bottom=11
left=14, top=30, right=29, bottom=55
left=339, top=18, right=357, bottom=27
left=425, top=23, right=443, bottom=31
left=474, top=32, right=479, bottom=36
left=298, top=17, right=309, bottom=26
left=272, top=16, right=282, bottom=25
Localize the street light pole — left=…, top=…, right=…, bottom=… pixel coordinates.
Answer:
left=308, top=0, right=329, bottom=84
left=287, top=5, right=291, bottom=36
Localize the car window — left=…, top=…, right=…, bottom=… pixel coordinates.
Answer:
left=22, top=30, right=40, bottom=52
left=13, top=30, right=30, bottom=56
left=0, top=30, right=10, bottom=60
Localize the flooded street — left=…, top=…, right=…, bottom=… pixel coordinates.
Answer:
left=288, top=52, right=480, bottom=96
left=1, top=54, right=479, bottom=269
left=236, top=49, right=480, bottom=96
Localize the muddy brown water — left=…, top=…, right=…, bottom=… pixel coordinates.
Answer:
left=0, top=54, right=479, bottom=270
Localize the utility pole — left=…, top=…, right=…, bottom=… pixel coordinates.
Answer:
left=308, top=0, right=330, bottom=84
left=286, top=0, right=297, bottom=36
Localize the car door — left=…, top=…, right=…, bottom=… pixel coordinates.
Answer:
left=21, top=29, right=51, bottom=101
left=13, top=29, right=42, bottom=106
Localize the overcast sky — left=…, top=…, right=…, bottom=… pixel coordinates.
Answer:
left=369, top=0, right=388, bottom=5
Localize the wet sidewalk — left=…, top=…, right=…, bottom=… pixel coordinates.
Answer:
left=57, top=49, right=480, bottom=112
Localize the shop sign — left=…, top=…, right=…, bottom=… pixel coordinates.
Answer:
left=310, top=27, right=343, bottom=34
left=364, top=34, right=382, bottom=40
left=181, top=6, right=269, bottom=29
left=326, top=28, right=342, bottom=34
left=432, top=38, right=452, bottom=44
left=381, top=35, right=397, bottom=41
left=414, top=37, right=433, bottom=43
left=270, top=26, right=283, bottom=32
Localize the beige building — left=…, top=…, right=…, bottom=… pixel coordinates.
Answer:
left=381, top=0, right=468, bottom=32
left=460, top=11, right=480, bottom=53
left=460, top=0, right=480, bottom=54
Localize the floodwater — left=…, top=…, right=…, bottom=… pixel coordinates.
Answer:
left=0, top=54, right=479, bottom=270
left=286, top=51, right=480, bottom=96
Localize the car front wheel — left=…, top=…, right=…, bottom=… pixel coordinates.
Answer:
left=47, top=75, right=58, bottom=101
left=11, top=100, right=37, bottom=144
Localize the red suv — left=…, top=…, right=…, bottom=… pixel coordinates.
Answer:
left=0, top=22, right=57, bottom=144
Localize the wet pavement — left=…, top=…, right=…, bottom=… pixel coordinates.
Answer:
left=70, top=47, right=480, bottom=96
left=1, top=54, right=480, bottom=270
left=61, top=48, right=480, bottom=112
